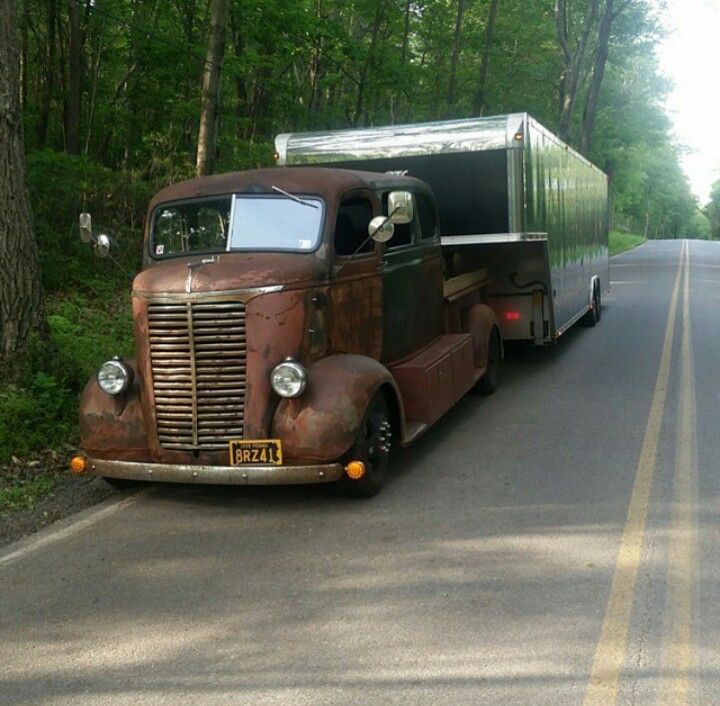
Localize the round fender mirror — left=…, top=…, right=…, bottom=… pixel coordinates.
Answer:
left=94, top=234, right=110, bottom=258
left=368, top=216, right=394, bottom=243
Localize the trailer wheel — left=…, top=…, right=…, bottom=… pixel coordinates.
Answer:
left=582, top=286, right=601, bottom=327
left=342, top=392, right=392, bottom=498
left=475, top=328, right=501, bottom=396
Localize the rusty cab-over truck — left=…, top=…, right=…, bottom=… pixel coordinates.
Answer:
left=76, top=114, right=608, bottom=496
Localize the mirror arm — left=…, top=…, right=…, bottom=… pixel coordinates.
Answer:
left=332, top=204, right=401, bottom=279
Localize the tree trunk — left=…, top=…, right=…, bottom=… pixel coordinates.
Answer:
left=446, top=0, right=466, bottom=115
left=555, top=0, right=599, bottom=143
left=196, top=0, right=230, bottom=177
left=401, top=0, right=411, bottom=65
left=473, top=0, right=499, bottom=115
left=353, top=3, right=385, bottom=126
left=0, top=0, right=48, bottom=374
left=20, top=0, right=28, bottom=110
left=37, top=0, right=58, bottom=146
left=66, top=0, right=82, bottom=154
left=580, top=0, right=615, bottom=156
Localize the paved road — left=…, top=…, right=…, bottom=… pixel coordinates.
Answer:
left=2, top=239, right=718, bottom=705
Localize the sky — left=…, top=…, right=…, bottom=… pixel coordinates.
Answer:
left=656, top=0, right=720, bottom=205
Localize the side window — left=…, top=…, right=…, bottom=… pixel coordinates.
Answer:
left=382, top=192, right=417, bottom=249
left=334, top=197, right=373, bottom=256
left=416, top=193, right=437, bottom=240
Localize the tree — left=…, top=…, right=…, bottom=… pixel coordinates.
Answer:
left=0, top=0, right=47, bottom=373
left=555, top=0, right=599, bottom=142
left=196, top=0, right=230, bottom=177
left=708, top=181, right=720, bottom=240
left=472, top=0, right=499, bottom=115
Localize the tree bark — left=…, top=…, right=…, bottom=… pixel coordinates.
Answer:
left=473, top=0, right=499, bottom=115
left=555, top=0, right=599, bottom=143
left=196, top=0, right=230, bottom=177
left=580, top=0, right=615, bottom=156
left=446, top=0, right=467, bottom=115
left=0, top=0, right=48, bottom=373
left=66, top=0, right=82, bottom=154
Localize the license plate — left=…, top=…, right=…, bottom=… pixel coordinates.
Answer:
left=229, top=439, right=283, bottom=466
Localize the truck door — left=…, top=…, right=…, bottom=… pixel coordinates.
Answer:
left=328, top=193, right=384, bottom=360
left=381, top=191, right=444, bottom=362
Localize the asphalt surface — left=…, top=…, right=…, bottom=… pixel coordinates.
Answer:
left=1, top=239, right=717, bottom=705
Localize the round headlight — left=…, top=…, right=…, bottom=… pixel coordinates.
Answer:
left=271, top=359, right=307, bottom=398
left=97, top=358, right=132, bottom=395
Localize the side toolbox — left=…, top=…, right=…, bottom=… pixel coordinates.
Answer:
left=391, top=334, right=476, bottom=426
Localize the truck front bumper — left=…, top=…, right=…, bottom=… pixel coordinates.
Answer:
left=88, top=458, right=345, bottom=485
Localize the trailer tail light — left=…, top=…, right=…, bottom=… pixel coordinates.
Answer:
left=505, top=311, right=521, bottom=322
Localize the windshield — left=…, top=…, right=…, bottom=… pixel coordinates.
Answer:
left=151, top=194, right=324, bottom=258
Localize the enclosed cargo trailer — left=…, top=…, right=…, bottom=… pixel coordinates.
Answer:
left=276, top=113, right=609, bottom=344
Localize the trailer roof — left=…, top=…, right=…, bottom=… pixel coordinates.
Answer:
left=275, top=113, right=606, bottom=178
left=276, top=114, right=526, bottom=165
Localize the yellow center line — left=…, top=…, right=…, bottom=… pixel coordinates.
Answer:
left=658, top=240, right=698, bottom=705
left=583, top=240, right=686, bottom=706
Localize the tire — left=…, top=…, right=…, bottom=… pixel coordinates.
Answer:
left=581, top=286, right=601, bottom=327
left=475, top=328, right=501, bottom=396
left=102, top=477, right=140, bottom=491
left=342, top=392, right=392, bottom=498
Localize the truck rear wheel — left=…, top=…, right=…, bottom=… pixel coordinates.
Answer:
left=475, top=328, right=501, bottom=396
left=342, top=392, right=392, bottom=498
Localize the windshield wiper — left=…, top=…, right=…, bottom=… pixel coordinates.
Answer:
left=271, top=185, right=319, bottom=209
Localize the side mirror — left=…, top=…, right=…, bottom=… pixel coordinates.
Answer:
left=368, top=216, right=394, bottom=243
left=388, top=191, right=414, bottom=225
left=95, top=234, right=110, bottom=258
left=79, top=212, right=92, bottom=243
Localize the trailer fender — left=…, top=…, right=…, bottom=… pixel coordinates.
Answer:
left=460, top=303, right=503, bottom=368
left=271, top=355, right=406, bottom=463
left=79, top=361, right=151, bottom=460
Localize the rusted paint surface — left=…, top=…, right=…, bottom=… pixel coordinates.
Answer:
left=271, top=355, right=406, bottom=462
left=79, top=368, right=151, bottom=461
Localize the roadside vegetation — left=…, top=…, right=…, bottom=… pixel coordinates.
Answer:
left=0, top=0, right=716, bottom=512
left=609, top=231, right=646, bottom=257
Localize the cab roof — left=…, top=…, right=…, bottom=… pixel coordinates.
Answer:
left=148, top=167, right=432, bottom=210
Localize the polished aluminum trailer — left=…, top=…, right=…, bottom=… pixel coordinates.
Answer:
left=276, top=113, right=609, bottom=344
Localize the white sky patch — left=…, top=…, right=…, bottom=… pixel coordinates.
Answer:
left=656, top=0, right=720, bottom=205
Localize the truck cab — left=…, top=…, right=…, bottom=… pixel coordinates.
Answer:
left=76, top=167, right=500, bottom=496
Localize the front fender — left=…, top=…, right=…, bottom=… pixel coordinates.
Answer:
left=271, top=355, right=404, bottom=462
left=79, top=360, right=151, bottom=461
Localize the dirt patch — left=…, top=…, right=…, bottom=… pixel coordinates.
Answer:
left=0, top=451, right=116, bottom=548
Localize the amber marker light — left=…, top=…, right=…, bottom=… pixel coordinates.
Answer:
left=345, top=461, right=366, bottom=480
left=70, top=456, right=87, bottom=474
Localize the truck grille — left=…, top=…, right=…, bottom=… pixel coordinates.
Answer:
left=147, top=301, right=246, bottom=450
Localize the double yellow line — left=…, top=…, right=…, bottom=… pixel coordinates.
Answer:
left=584, top=240, right=697, bottom=705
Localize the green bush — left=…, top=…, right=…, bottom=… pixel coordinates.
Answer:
left=26, top=149, right=152, bottom=293
left=0, top=292, right=134, bottom=464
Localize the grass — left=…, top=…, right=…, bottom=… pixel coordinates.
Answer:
left=609, top=230, right=646, bottom=257
left=0, top=473, right=56, bottom=512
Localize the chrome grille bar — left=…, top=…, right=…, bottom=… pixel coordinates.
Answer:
left=147, top=300, right=246, bottom=450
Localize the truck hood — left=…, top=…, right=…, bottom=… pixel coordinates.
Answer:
left=133, top=252, right=326, bottom=295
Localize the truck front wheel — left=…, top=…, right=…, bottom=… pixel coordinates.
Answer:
left=342, top=392, right=392, bottom=498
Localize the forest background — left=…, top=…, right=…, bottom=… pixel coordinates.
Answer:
left=2, top=0, right=719, bottom=499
